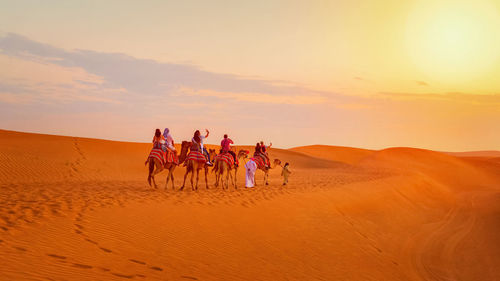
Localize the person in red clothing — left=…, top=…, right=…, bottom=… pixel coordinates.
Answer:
left=260, top=141, right=272, bottom=167
left=220, top=134, right=236, bottom=164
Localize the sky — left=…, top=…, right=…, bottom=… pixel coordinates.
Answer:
left=1, top=0, right=499, bottom=150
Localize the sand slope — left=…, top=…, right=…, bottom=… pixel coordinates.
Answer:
left=290, top=144, right=374, bottom=165
left=445, top=150, right=500, bottom=158
left=1, top=129, right=499, bottom=281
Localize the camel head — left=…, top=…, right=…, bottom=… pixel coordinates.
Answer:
left=179, top=141, right=191, bottom=164
left=237, top=149, right=250, bottom=159
left=272, top=159, right=282, bottom=168
left=208, top=148, right=217, bottom=162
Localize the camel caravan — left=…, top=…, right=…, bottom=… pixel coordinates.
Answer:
left=145, top=128, right=282, bottom=190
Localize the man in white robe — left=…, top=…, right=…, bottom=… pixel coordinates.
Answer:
left=245, top=159, right=257, bottom=188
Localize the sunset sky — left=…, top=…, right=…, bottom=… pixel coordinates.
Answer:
left=1, top=0, right=499, bottom=150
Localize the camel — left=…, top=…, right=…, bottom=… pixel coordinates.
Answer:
left=255, top=157, right=282, bottom=185
left=180, top=143, right=215, bottom=191
left=146, top=141, right=190, bottom=190
left=213, top=149, right=249, bottom=189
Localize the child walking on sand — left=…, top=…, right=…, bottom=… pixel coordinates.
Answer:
left=281, top=162, right=291, bottom=185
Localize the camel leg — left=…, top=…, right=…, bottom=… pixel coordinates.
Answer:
left=165, top=166, right=170, bottom=190
left=214, top=167, right=219, bottom=187
left=220, top=166, right=225, bottom=190
left=204, top=167, right=209, bottom=189
left=225, top=168, right=230, bottom=190
left=147, top=158, right=154, bottom=187
left=194, top=168, right=200, bottom=191
left=265, top=170, right=269, bottom=185
left=170, top=168, right=175, bottom=190
left=234, top=167, right=237, bottom=189
left=191, top=168, right=195, bottom=191
left=180, top=167, right=189, bottom=191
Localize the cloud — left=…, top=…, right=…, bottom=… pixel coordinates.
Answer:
left=0, top=33, right=331, bottom=102
left=416, top=80, right=429, bottom=86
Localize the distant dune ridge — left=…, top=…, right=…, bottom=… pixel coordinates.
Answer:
left=1, top=129, right=499, bottom=281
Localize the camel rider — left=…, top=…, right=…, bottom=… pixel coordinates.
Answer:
left=163, top=128, right=176, bottom=152
left=254, top=143, right=261, bottom=157
left=221, top=134, right=236, bottom=164
left=152, top=128, right=164, bottom=150
left=192, top=129, right=212, bottom=166
left=254, top=143, right=268, bottom=168
left=260, top=141, right=272, bottom=167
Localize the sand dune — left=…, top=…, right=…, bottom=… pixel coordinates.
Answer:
left=290, top=144, right=374, bottom=165
left=1, top=129, right=499, bottom=280
left=445, top=150, right=500, bottom=158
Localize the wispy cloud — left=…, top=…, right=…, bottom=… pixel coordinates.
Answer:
left=0, top=33, right=331, bottom=103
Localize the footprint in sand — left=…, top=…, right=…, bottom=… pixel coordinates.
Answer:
left=13, top=246, right=27, bottom=252
left=99, top=247, right=112, bottom=253
left=112, top=272, right=135, bottom=279
left=129, top=259, right=146, bottom=265
left=150, top=266, right=163, bottom=271
left=72, top=263, right=93, bottom=269
left=47, top=253, right=67, bottom=260
left=84, top=238, right=98, bottom=245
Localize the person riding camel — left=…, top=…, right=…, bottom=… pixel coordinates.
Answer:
left=192, top=129, right=212, bottom=166
left=253, top=142, right=269, bottom=168
left=152, top=128, right=165, bottom=150
left=145, top=128, right=165, bottom=166
left=254, top=142, right=261, bottom=157
left=163, top=128, right=176, bottom=152
left=260, top=141, right=272, bottom=167
left=220, top=134, right=236, bottom=164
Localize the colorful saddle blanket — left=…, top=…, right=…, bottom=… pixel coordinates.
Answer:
left=251, top=155, right=266, bottom=169
left=186, top=150, right=207, bottom=163
left=148, top=148, right=166, bottom=166
left=215, top=153, right=236, bottom=168
left=165, top=150, right=179, bottom=165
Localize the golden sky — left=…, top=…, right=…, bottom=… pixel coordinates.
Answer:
left=1, top=0, right=499, bottom=150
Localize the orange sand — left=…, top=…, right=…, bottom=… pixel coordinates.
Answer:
left=1, top=129, right=499, bottom=280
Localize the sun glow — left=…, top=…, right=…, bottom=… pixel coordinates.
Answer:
left=406, top=0, right=500, bottom=85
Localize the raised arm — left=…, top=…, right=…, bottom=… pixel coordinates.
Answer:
left=205, top=129, right=210, bottom=138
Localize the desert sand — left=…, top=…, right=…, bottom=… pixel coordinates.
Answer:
left=1, top=129, right=499, bottom=281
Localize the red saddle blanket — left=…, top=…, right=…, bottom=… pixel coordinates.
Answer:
left=186, top=151, right=207, bottom=163
left=215, top=153, right=236, bottom=168
left=148, top=148, right=166, bottom=166
left=165, top=150, right=179, bottom=165
left=251, top=155, right=266, bottom=169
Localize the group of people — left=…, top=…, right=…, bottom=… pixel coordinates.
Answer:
left=152, top=128, right=176, bottom=152
left=151, top=128, right=291, bottom=186
left=151, top=128, right=239, bottom=165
